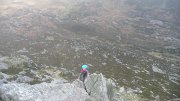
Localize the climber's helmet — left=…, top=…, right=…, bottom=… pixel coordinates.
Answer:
left=81, top=64, right=89, bottom=71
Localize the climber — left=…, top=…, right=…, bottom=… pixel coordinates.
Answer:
left=79, top=64, right=89, bottom=82
left=79, top=64, right=91, bottom=95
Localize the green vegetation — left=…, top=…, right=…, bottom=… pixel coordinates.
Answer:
left=1, top=67, right=23, bottom=75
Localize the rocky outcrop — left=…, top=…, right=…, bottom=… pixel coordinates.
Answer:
left=0, top=74, right=122, bottom=101
left=15, top=76, right=33, bottom=83
left=0, top=78, right=89, bottom=101
left=73, top=73, right=122, bottom=101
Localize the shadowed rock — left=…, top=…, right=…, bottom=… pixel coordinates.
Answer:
left=73, top=73, right=123, bottom=101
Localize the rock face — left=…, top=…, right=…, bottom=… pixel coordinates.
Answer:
left=0, top=74, right=122, bottom=101
left=0, top=79, right=89, bottom=101
left=73, top=73, right=121, bottom=101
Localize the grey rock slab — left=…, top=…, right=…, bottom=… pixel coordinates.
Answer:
left=73, top=73, right=121, bottom=101
left=0, top=79, right=89, bottom=101
left=0, top=74, right=123, bottom=101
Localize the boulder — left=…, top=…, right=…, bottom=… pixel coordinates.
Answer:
left=150, top=20, right=163, bottom=26
left=0, top=73, right=9, bottom=85
left=0, top=79, right=8, bottom=85
left=15, top=76, right=33, bottom=83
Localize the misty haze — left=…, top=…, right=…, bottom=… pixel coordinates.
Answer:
left=0, top=0, right=180, bottom=101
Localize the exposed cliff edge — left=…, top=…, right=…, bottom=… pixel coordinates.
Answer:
left=0, top=73, right=122, bottom=101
